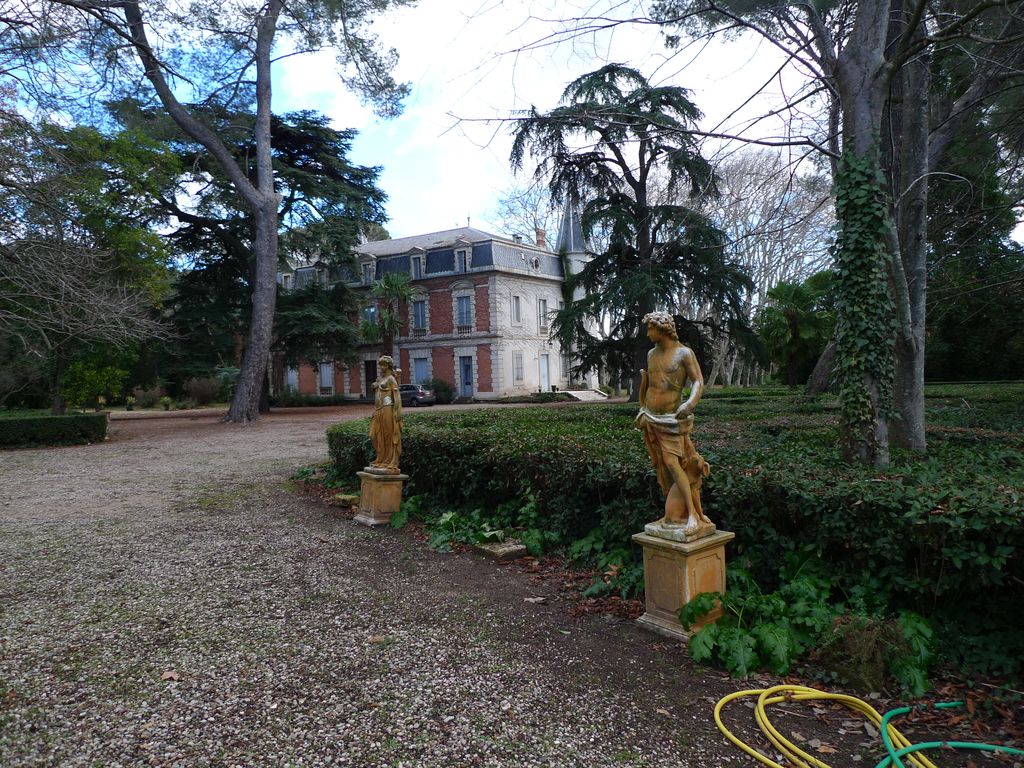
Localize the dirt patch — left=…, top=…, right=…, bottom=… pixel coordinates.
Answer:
left=1, top=404, right=1020, bottom=767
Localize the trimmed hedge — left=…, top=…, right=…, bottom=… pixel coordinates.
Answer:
left=270, top=393, right=363, bottom=407
left=0, top=412, right=108, bottom=447
left=327, top=394, right=1024, bottom=674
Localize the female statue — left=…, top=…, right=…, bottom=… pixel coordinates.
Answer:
left=368, top=355, right=402, bottom=473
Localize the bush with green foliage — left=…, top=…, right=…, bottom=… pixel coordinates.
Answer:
left=327, top=385, right=1024, bottom=680
left=62, top=363, right=128, bottom=409
left=426, top=377, right=454, bottom=405
left=0, top=412, right=108, bottom=447
left=680, top=563, right=934, bottom=694
left=271, top=392, right=358, bottom=407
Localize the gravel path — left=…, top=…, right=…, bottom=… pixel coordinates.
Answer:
left=0, top=406, right=741, bottom=767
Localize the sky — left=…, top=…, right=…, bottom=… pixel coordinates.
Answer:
left=273, top=0, right=803, bottom=241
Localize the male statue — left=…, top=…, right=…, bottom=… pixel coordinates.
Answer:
left=368, top=355, right=402, bottom=474
left=635, top=311, right=714, bottom=537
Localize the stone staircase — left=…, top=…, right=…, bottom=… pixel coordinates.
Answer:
left=564, top=389, right=609, bottom=402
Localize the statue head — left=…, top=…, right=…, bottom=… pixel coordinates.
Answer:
left=378, top=355, right=395, bottom=373
left=642, top=311, right=678, bottom=341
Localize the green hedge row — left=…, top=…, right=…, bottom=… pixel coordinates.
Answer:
left=327, top=398, right=1024, bottom=673
left=0, top=412, right=108, bottom=447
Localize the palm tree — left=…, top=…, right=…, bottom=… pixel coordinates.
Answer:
left=361, top=272, right=413, bottom=355
left=756, top=271, right=835, bottom=387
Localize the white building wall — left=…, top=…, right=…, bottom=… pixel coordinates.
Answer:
left=491, top=274, right=582, bottom=394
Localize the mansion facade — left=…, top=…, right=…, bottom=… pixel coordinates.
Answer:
left=277, top=209, right=596, bottom=400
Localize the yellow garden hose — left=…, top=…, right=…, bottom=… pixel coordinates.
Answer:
left=713, top=685, right=939, bottom=768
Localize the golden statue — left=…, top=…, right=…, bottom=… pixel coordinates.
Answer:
left=368, top=355, right=402, bottom=474
left=635, top=311, right=714, bottom=538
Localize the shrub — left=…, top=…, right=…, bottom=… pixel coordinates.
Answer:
left=270, top=392, right=356, bottom=407
left=132, top=385, right=164, bottom=408
left=182, top=376, right=221, bottom=405
left=0, top=412, right=107, bottom=448
left=62, top=363, right=127, bottom=409
left=326, top=388, right=1024, bottom=678
left=426, top=377, right=454, bottom=404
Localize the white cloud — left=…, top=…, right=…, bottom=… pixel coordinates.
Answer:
left=273, top=1, right=805, bottom=239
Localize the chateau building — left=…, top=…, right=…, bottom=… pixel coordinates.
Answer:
left=277, top=208, right=596, bottom=400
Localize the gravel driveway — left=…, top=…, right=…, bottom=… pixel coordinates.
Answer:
left=1, top=406, right=740, bottom=767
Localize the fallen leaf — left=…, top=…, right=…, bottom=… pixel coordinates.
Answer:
left=160, top=670, right=180, bottom=681
left=656, top=708, right=671, bottom=716
left=524, top=596, right=547, bottom=604
left=791, top=732, right=807, bottom=743
left=817, top=745, right=838, bottom=754
left=369, top=634, right=387, bottom=644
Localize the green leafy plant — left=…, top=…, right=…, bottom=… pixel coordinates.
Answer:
left=159, top=395, right=173, bottom=411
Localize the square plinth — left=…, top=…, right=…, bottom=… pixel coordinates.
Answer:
left=631, top=529, right=735, bottom=641
left=354, top=471, right=408, bottom=527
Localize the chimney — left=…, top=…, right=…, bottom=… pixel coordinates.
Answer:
left=512, top=234, right=523, bottom=244
left=535, top=227, right=547, bottom=249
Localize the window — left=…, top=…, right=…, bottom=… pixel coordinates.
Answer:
left=411, top=256, right=422, bottom=280
left=413, top=300, right=426, bottom=332
left=561, top=354, right=570, bottom=379
left=456, top=249, right=469, bottom=272
left=413, top=357, right=429, bottom=385
left=362, top=305, right=377, bottom=324
left=456, top=295, right=472, bottom=330
left=513, top=351, right=524, bottom=383
left=362, top=263, right=374, bottom=284
left=512, top=295, right=522, bottom=324
left=319, top=362, right=334, bottom=395
left=538, top=298, right=549, bottom=333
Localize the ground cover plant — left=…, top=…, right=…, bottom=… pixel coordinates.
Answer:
left=327, top=384, right=1024, bottom=687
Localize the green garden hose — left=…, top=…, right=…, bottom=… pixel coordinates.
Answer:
left=876, top=701, right=1024, bottom=768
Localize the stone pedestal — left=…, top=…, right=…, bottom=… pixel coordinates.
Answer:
left=631, top=529, right=734, bottom=641
left=354, top=471, right=408, bottom=527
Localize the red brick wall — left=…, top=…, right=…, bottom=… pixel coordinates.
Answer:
left=399, top=349, right=410, bottom=384
left=476, top=344, right=492, bottom=392
left=348, top=364, right=361, bottom=396
left=433, top=347, right=454, bottom=386
left=333, top=364, right=345, bottom=394
left=299, top=363, right=317, bottom=395
left=475, top=283, right=490, bottom=332
left=429, top=290, right=452, bottom=334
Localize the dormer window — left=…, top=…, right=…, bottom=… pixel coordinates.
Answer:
left=456, top=249, right=470, bottom=273
left=362, top=263, right=374, bottom=285
left=411, top=255, right=423, bottom=280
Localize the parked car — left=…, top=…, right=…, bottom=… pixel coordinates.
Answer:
left=399, top=383, right=436, bottom=407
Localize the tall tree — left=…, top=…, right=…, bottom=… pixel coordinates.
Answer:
left=113, top=106, right=388, bottom=390
left=0, top=120, right=169, bottom=411
left=511, top=64, right=752, bottom=398
left=0, top=0, right=413, bottom=421
left=652, top=0, right=1024, bottom=464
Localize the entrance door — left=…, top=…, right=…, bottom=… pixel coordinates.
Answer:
left=364, top=359, right=377, bottom=398
left=459, top=356, right=473, bottom=397
left=539, top=354, right=550, bottom=391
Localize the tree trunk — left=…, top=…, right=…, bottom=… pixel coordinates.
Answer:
left=832, top=0, right=894, bottom=466
left=889, top=21, right=930, bottom=452
left=227, top=202, right=280, bottom=422
left=723, top=350, right=737, bottom=386
left=50, top=354, right=66, bottom=415
left=806, top=339, right=836, bottom=395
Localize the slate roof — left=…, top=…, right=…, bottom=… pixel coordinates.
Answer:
left=355, top=227, right=498, bottom=257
